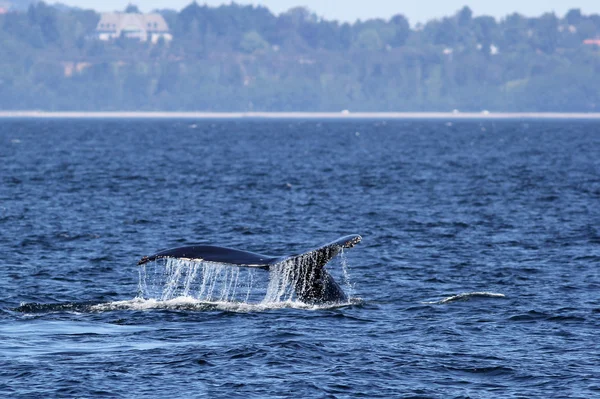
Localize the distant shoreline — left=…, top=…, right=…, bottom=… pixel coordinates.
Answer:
left=1, top=111, right=600, bottom=120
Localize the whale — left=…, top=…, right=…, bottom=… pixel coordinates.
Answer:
left=138, top=235, right=362, bottom=304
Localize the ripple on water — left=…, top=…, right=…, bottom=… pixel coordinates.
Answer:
left=423, top=292, right=507, bottom=305
left=1, top=120, right=599, bottom=398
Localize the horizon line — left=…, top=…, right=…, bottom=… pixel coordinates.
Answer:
left=2, top=111, right=600, bottom=119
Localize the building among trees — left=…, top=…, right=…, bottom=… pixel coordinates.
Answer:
left=1, top=2, right=600, bottom=111
left=96, top=12, right=172, bottom=43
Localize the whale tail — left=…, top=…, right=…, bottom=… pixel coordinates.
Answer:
left=138, top=235, right=362, bottom=303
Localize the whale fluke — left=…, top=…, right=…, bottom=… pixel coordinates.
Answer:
left=138, top=235, right=362, bottom=303
left=138, top=246, right=277, bottom=268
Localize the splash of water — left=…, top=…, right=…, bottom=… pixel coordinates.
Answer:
left=339, top=249, right=355, bottom=297
left=262, top=259, right=297, bottom=304
left=14, top=257, right=359, bottom=315
left=137, top=254, right=355, bottom=307
left=139, top=259, right=257, bottom=303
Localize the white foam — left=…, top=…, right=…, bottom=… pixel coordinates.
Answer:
left=423, top=292, right=506, bottom=305
left=91, top=296, right=358, bottom=313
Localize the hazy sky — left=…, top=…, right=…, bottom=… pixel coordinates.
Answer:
left=55, top=0, right=600, bottom=24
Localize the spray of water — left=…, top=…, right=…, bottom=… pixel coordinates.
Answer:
left=262, top=259, right=298, bottom=303
left=339, top=249, right=355, bottom=298
left=136, top=254, right=355, bottom=307
left=139, top=259, right=253, bottom=303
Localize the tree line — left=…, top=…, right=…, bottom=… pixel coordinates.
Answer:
left=0, top=2, right=599, bottom=111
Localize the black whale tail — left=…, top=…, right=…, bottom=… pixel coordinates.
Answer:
left=138, top=235, right=362, bottom=303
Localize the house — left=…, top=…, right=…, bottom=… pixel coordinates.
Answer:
left=96, top=12, right=172, bottom=43
left=583, top=39, right=600, bottom=46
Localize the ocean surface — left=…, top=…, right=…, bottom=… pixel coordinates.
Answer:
left=1, top=119, right=599, bottom=398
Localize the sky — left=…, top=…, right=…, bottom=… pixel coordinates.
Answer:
left=54, top=0, right=600, bottom=24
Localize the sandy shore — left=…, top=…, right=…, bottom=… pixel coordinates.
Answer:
left=1, top=111, right=600, bottom=119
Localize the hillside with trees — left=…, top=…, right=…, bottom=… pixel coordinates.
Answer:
left=1, top=2, right=599, bottom=111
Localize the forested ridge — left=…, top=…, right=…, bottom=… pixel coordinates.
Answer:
left=1, top=2, right=600, bottom=111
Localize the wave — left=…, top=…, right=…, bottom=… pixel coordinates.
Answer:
left=13, top=296, right=362, bottom=315
left=92, top=297, right=361, bottom=312
left=423, top=292, right=506, bottom=305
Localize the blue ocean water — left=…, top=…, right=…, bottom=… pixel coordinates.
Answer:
left=1, top=119, right=599, bottom=398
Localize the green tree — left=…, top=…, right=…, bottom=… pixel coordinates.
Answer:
left=565, top=9, right=583, bottom=26
left=125, top=4, right=141, bottom=14
left=240, top=30, right=269, bottom=53
left=354, top=29, right=383, bottom=51
left=390, top=15, right=410, bottom=47
left=530, top=13, right=559, bottom=53
left=457, top=6, right=473, bottom=27
left=27, top=2, right=60, bottom=45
